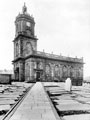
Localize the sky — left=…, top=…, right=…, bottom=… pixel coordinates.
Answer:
left=0, top=0, right=90, bottom=77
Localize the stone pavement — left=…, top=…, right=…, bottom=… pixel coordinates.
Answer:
left=8, top=82, right=58, bottom=120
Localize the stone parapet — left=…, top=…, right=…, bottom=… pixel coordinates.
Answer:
left=34, top=51, right=83, bottom=63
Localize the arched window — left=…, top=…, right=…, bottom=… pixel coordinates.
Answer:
left=45, top=64, right=51, bottom=76
left=38, top=62, right=43, bottom=69
left=34, top=62, right=37, bottom=69
left=16, top=43, right=19, bottom=57
left=54, top=65, right=59, bottom=77
left=78, top=67, right=83, bottom=78
left=21, top=21, right=23, bottom=31
left=59, top=65, right=63, bottom=78
left=25, top=63, right=30, bottom=81
left=51, top=64, right=54, bottom=77
left=63, top=66, right=68, bottom=77
left=75, top=68, right=79, bottom=78
left=16, top=22, right=19, bottom=34
left=73, top=68, right=77, bottom=78
left=67, top=66, right=70, bottom=77
left=70, top=67, right=74, bottom=77
left=26, top=42, right=32, bottom=55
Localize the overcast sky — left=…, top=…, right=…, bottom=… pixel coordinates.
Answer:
left=0, top=0, right=90, bottom=77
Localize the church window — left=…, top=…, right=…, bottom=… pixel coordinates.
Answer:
left=26, top=42, right=32, bottom=55
left=78, top=67, right=83, bottom=78
left=25, top=63, right=30, bottom=80
left=16, top=43, right=19, bottom=57
left=34, top=62, right=37, bottom=69
left=16, top=23, right=18, bottom=33
left=38, top=62, right=43, bottom=69
left=21, top=21, right=23, bottom=31
left=75, top=67, right=80, bottom=78
left=59, top=65, right=63, bottom=78
left=54, top=65, right=59, bottom=77
left=70, top=67, right=75, bottom=77
left=46, top=64, right=51, bottom=75
left=63, top=66, right=68, bottom=77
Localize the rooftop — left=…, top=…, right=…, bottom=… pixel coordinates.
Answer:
left=33, top=51, right=83, bottom=63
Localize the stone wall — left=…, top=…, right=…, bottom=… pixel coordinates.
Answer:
left=14, top=56, right=83, bottom=85
left=0, top=74, right=11, bottom=84
left=25, top=58, right=83, bottom=85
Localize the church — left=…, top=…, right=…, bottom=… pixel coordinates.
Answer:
left=13, top=4, right=84, bottom=85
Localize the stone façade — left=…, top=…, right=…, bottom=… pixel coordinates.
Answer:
left=13, top=4, right=84, bottom=85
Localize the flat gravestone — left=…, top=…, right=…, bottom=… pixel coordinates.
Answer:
left=0, top=100, right=15, bottom=105
left=0, top=105, right=10, bottom=111
left=54, top=100, right=78, bottom=104
left=0, top=94, right=20, bottom=98
left=56, top=103, right=90, bottom=111
left=63, top=114, right=90, bottom=120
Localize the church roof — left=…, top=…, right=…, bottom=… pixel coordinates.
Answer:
left=32, top=51, right=83, bottom=64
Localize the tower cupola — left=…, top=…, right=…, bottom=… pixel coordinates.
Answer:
left=15, top=3, right=35, bottom=37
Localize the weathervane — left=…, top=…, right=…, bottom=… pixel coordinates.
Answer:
left=22, top=2, right=27, bottom=14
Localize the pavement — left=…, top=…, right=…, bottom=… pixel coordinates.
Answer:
left=8, top=82, right=58, bottom=120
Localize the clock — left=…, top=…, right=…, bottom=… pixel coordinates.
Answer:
left=26, top=22, right=31, bottom=27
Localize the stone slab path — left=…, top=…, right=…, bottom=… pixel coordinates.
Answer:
left=9, top=82, right=57, bottom=120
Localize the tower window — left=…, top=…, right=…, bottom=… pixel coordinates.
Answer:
left=16, top=43, right=19, bottom=57
left=26, top=42, right=32, bottom=55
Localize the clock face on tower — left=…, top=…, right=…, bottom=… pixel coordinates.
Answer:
left=26, top=22, right=31, bottom=27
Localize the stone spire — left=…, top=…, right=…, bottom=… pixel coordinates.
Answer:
left=22, top=3, right=27, bottom=14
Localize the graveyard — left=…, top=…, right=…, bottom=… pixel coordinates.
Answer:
left=44, top=82, right=90, bottom=120
left=0, top=2, right=88, bottom=119
left=0, top=82, right=33, bottom=120
left=0, top=81, right=89, bottom=120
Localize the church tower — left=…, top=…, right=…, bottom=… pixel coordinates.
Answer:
left=13, top=3, right=38, bottom=81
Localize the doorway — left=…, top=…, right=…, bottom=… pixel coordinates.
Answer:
left=36, top=71, right=40, bottom=81
left=15, top=67, right=19, bottom=81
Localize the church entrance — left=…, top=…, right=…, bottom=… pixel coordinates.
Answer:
left=36, top=71, right=40, bottom=81
left=15, top=67, right=19, bottom=81
left=35, top=69, right=43, bottom=82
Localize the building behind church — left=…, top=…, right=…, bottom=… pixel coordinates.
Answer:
left=13, top=4, right=84, bottom=85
